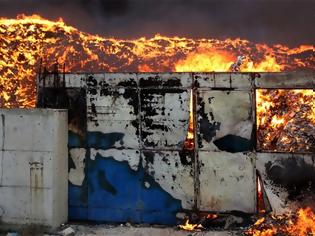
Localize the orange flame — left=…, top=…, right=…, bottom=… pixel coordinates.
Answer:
left=184, top=90, right=194, bottom=150
left=246, top=207, right=315, bottom=236
left=179, top=219, right=204, bottom=231
left=257, top=175, right=266, bottom=214
left=0, top=15, right=314, bottom=108
left=256, top=89, right=315, bottom=152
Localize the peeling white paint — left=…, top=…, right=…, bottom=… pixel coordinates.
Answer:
left=69, top=148, right=86, bottom=186
left=141, top=91, right=190, bottom=149
left=142, top=151, right=194, bottom=209
left=198, top=90, right=253, bottom=151
left=90, top=148, right=140, bottom=171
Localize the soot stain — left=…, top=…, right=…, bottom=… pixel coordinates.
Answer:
left=98, top=86, right=140, bottom=135
left=213, top=134, right=252, bottom=153
left=122, top=88, right=139, bottom=115
left=265, top=156, right=315, bottom=200
left=143, top=151, right=155, bottom=164
left=140, top=88, right=186, bottom=147
left=139, top=75, right=162, bottom=87
left=198, top=99, right=221, bottom=145
left=87, top=75, right=98, bottom=95
left=163, top=77, right=182, bottom=87
left=117, top=78, right=137, bottom=87
left=179, top=151, right=193, bottom=166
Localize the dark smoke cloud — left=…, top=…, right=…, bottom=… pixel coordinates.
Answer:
left=0, top=0, right=314, bottom=46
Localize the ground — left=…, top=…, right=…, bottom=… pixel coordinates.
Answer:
left=68, top=224, right=239, bottom=236
left=1, top=224, right=241, bottom=236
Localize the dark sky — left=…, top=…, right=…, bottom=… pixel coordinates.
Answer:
left=0, top=0, right=314, bottom=46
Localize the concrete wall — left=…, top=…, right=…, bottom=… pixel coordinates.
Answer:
left=0, top=108, right=68, bottom=229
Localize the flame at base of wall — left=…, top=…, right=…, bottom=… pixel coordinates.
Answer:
left=246, top=207, right=315, bottom=236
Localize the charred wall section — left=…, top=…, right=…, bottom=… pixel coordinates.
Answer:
left=37, top=71, right=315, bottom=224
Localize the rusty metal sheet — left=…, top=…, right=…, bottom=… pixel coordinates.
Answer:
left=140, top=89, right=190, bottom=149
left=197, top=90, right=254, bottom=152
left=141, top=150, right=195, bottom=209
left=256, top=152, right=315, bottom=214
left=255, top=72, right=314, bottom=89
left=199, top=151, right=256, bottom=213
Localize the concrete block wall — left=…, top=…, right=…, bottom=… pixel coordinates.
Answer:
left=0, top=109, right=68, bottom=229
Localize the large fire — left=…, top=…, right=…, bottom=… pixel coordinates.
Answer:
left=256, top=89, right=315, bottom=153
left=0, top=14, right=314, bottom=108
left=1, top=14, right=315, bottom=235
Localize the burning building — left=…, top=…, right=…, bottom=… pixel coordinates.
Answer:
left=0, top=14, right=314, bottom=235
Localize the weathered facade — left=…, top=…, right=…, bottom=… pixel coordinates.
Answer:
left=37, top=71, right=314, bottom=225
left=0, top=109, right=68, bottom=228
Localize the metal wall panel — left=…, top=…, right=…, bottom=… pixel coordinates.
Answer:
left=195, top=79, right=256, bottom=213
left=36, top=72, right=315, bottom=224
left=194, top=73, right=252, bottom=90
left=142, top=150, right=195, bottom=209
left=199, top=151, right=256, bottom=212
left=138, top=73, right=192, bottom=88
left=140, top=89, right=190, bottom=149
left=255, top=72, right=314, bottom=89
left=197, top=90, right=254, bottom=152
left=83, top=73, right=193, bottom=224
left=256, top=152, right=315, bottom=214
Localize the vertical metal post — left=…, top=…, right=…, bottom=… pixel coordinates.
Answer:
left=192, top=72, right=200, bottom=211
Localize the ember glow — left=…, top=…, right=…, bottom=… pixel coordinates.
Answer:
left=0, top=15, right=314, bottom=108
left=256, top=89, right=315, bottom=153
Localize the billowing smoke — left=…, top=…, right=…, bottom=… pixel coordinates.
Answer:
left=0, top=0, right=314, bottom=46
